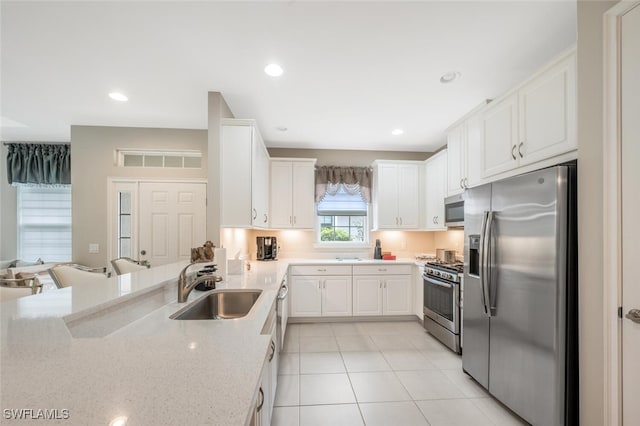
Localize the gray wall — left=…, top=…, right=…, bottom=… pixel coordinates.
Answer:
left=0, top=144, right=18, bottom=261
left=267, top=148, right=432, bottom=166
left=577, top=1, right=617, bottom=424
left=71, top=125, right=208, bottom=267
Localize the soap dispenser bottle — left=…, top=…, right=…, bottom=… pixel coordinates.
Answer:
left=373, top=239, right=382, bottom=260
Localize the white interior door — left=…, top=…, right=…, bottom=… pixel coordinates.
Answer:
left=621, top=5, right=640, bottom=424
left=138, top=182, right=206, bottom=266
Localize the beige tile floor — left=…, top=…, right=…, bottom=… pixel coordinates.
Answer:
left=272, top=321, right=528, bottom=426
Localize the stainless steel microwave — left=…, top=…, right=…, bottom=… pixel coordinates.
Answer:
left=444, top=194, right=464, bottom=227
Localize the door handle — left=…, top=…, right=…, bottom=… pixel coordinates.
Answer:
left=399, top=217, right=403, bottom=225
left=511, top=145, right=517, bottom=160
left=269, top=340, right=276, bottom=361
left=252, top=208, right=257, bottom=220
left=479, top=211, right=489, bottom=316
left=460, top=178, right=464, bottom=189
left=484, top=211, right=496, bottom=316
left=518, top=142, right=524, bottom=158
left=464, top=178, right=469, bottom=188
left=140, top=250, right=147, bottom=256
left=626, top=309, right=640, bottom=323
left=435, top=216, right=438, bottom=224
left=263, top=214, right=268, bottom=223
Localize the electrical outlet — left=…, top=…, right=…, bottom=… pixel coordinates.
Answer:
left=89, top=243, right=99, bottom=254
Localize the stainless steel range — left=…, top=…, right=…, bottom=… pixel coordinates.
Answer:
left=422, top=261, right=463, bottom=353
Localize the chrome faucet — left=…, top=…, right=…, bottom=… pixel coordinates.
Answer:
left=177, top=262, right=221, bottom=303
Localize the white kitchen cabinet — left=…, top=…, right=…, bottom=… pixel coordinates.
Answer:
left=425, top=150, right=447, bottom=230
left=254, top=308, right=277, bottom=426
left=481, top=50, right=576, bottom=179
left=372, top=161, right=421, bottom=229
left=481, top=93, right=519, bottom=178
left=517, top=52, right=576, bottom=166
left=220, top=119, right=270, bottom=228
left=415, top=265, right=425, bottom=320
left=447, top=110, right=485, bottom=196
left=270, top=159, right=316, bottom=229
left=352, top=265, right=413, bottom=316
left=289, top=265, right=353, bottom=317
left=353, top=276, right=384, bottom=315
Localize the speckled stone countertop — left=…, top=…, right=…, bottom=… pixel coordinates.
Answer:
left=0, top=258, right=418, bottom=425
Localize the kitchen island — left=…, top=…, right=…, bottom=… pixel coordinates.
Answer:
left=0, top=260, right=288, bottom=425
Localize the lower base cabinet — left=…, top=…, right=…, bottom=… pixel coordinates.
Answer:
left=353, top=265, right=413, bottom=316
left=252, top=306, right=279, bottom=426
left=289, top=265, right=353, bottom=317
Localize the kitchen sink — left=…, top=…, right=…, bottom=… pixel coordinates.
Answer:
left=170, top=289, right=262, bottom=320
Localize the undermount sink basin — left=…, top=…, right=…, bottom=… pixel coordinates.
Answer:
left=170, top=289, right=262, bottom=320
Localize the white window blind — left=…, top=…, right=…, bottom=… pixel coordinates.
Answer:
left=18, top=186, right=72, bottom=262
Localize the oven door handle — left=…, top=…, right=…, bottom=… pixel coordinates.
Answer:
left=423, top=275, right=454, bottom=289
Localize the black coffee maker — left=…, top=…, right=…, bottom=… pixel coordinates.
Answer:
left=257, top=236, right=277, bottom=261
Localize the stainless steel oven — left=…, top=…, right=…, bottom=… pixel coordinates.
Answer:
left=423, top=262, right=462, bottom=353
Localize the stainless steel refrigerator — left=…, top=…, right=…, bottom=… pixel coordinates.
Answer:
left=463, top=164, right=578, bottom=426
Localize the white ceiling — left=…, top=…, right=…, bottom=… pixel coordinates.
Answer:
left=1, top=1, right=576, bottom=152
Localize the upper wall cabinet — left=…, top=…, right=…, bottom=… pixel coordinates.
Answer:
left=481, top=49, right=577, bottom=179
left=372, top=160, right=422, bottom=229
left=270, top=158, right=317, bottom=229
left=424, top=150, right=447, bottom=230
left=446, top=107, right=485, bottom=196
left=220, top=119, right=270, bottom=228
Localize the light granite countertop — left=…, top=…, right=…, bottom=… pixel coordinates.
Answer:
left=0, top=258, right=418, bottom=425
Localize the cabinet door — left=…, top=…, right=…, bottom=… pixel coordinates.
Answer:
left=322, top=276, right=353, bottom=316
left=269, top=321, right=278, bottom=414
left=425, top=152, right=447, bottom=230
left=415, top=267, right=425, bottom=319
left=270, top=162, right=293, bottom=229
left=518, top=54, right=576, bottom=166
left=481, top=93, right=519, bottom=179
left=447, top=125, right=464, bottom=196
left=383, top=275, right=412, bottom=315
left=353, top=276, right=383, bottom=316
left=221, top=125, right=252, bottom=227
left=289, top=276, right=322, bottom=317
left=252, top=131, right=270, bottom=228
left=397, top=164, right=419, bottom=228
left=375, top=163, right=399, bottom=228
left=291, top=162, right=316, bottom=229
left=465, top=115, right=483, bottom=188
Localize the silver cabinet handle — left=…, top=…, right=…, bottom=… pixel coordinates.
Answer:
left=317, top=268, right=327, bottom=272
left=378, top=268, right=387, bottom=272
left=399, top=217, right=403, bottom=225
left=257, top=387, right=264, bottom=412
left=511, top=145, right=517, bottom=160
left=518, top=142, right=524, bottom=158
left=395, top=217, right=398, bottom=225
left=464, top=178, right=469, bottom=188
left=379, top=281, right=382, bottom=289
left=252, top=208, right=257, bottom=220
left=269, top=340, right=276, bottom=361
left=293, top=216, right=296, bottom=225
left=289, top=216, right=292, bottom=225
left=626, top=309, right=640, bottom=323
left=278, top=284, right=289, bottom=300
left=460, top=178, right=464, bottom=189
left=263, top=214, right=268, bottom=223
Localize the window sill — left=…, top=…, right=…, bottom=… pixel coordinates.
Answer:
left=312, top=242, right=372, bottom=250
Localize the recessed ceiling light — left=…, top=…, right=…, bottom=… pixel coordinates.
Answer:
left=276, top=126, right=288, bottom=132
left=391, top=129, right=404, bottom=136
left=109, top=92, right=128, bottom=102
left=264, top=64, right=284, bottom=77
left=440, top=71, right=461, bottom=84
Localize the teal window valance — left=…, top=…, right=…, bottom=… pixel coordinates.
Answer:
left=5, top=143, right=71, bottom=185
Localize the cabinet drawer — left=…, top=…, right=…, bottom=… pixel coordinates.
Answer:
left=289, top=265, right=352, bottom=276
left=353, top=264, right=413, bottom=275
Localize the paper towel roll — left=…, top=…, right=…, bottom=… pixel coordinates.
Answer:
left=214, top=248, right=227, bottom=280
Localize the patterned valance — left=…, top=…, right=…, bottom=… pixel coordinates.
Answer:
left=5, top=143, right=71, bottom=185
left=315, top=166, right=372, bottom=202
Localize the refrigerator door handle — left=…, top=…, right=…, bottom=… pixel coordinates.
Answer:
left=479, top=211, right=490, bottom=316
left=485, top=211, right=495, bottom=316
